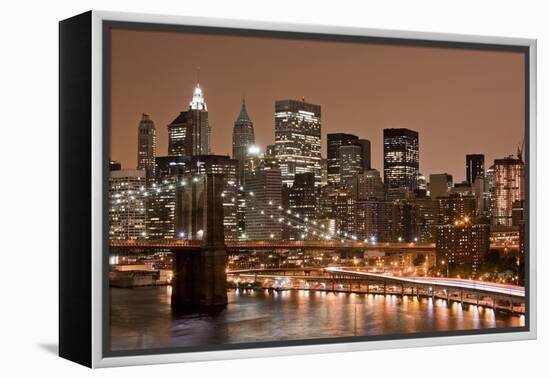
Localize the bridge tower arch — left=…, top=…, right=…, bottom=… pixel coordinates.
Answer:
left=171, top=173, right=228, bottom=311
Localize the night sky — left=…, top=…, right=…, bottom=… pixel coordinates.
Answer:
left=110, top=28, right=525, bottom=182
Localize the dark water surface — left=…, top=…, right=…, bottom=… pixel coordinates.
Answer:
left=110, top=287, right=524, bottom=351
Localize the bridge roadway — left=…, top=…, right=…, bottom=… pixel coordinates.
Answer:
left=228, top=267, right=525, bottom=299
left=110, top=239, right=517, bottom=252
left=110, top=239, right=436, bottom=251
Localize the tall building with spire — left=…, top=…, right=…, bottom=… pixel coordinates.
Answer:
left=274, top=99, right=321, bottom=187
left=232, top=97, right=255, bottom=184
left=167, top=83, right=211, bottom=157
left=136, top=113, right=156, bottom=184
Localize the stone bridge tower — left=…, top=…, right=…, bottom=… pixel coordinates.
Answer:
left=172, top=173, right=227, bottom=311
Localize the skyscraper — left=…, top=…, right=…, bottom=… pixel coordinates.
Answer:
left=492, top=156, right=525, bottom=227
left=232, top=97, right=255, bottom=184
left=136, top=113, right=156, bottom=184
left=109, top=169, right=147, bottom=240
left=288, top=172, right=317, bottom=240
left=332, top=192, right=355, bottom=238
left=168, top=84, right=210, bottom=157
left=339, top=144, right=363, bottom=189
left=383, top=128, right=419, bottom=190
left=274, top=99, right=321, bottom=187
left=243, top=167, right=283, bottom=240
left=466, top=154, right=485, bottom=184
left=327, top=133, right=359, bottom=187
left=357, top=139, right=371, bottom=170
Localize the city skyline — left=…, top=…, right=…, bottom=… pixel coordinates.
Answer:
left=106, top=26, right=527, bottom=353
left=110, top=29, right=525, bottom=182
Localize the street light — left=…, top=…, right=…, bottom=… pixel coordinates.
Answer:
left=441, top=260, right=449, bottom=277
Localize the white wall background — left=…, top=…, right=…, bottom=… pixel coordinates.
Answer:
left=0, top=0, right=547, bottom=376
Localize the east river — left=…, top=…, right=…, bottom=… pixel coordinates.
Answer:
left=110, top=287, right=524, bottom=351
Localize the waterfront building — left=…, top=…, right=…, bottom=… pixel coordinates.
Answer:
left=168, top=83, right=210, bottom=157
left=492, top=156, right=525, bottom=227
left=429, top=173, right=453, bottom=198
left=435, top=218, right=490, bottom=275
left=136, top=113, right=156, bottom=184
left=466, top=154, right=485, bottom=185
left=109, top=169, right=147, bottom=240
left=232, top=97, right=255, bottom=184
left=274, top=99, right=321, bottom=187
left=383, top=128, right=419, bottom=190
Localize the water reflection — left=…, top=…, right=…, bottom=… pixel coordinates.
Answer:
left=110, top=287, right=524, bottom=351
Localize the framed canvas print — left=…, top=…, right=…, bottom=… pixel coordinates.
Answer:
left=59, top=10, right=537, bottom=368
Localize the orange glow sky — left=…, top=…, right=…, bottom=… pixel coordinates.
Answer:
left=109, top=28, right=525, bottom=182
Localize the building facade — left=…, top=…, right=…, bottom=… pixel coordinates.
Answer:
left=435, top=220, right=490, bottom=275
left=109, top=169, right=147, bottom=240
left=352, top=169, right=384, bottom=201
left=243, top=167, right=283, bottom=240
left=288, top=172, right=317, bottom=240
left=232, top=97, right=255, bottom=184
left=466, top=154, right=485, bottom=185
left=332, top=191, right=356, bottom=238
left=429, top=173, right=453, bottom=198
left=357, top=139, right=371, bottom=170
left=136, top=113, right=156, bottom=185
left=167, top=84, right=210, bottom=157
left=383, top=128, right=419, bottom=191
left=492, top=156, right=525, bottom=227
left=274, top=99, right=321, bottom=187
left=435, top=194, right=477, bottom=225
left=327, top=133, right=359, bottom=187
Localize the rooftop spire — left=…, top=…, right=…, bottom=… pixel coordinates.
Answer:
left=236, top=96, right=252, bottom=123
left=189, top=83, right=207, bottom=111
